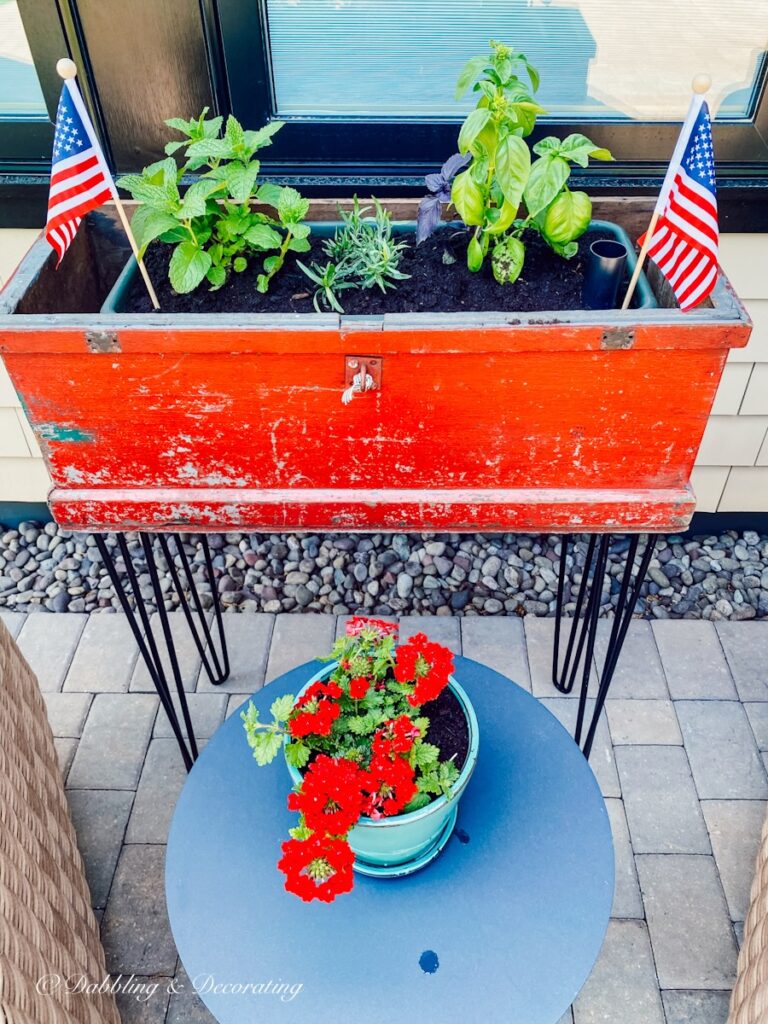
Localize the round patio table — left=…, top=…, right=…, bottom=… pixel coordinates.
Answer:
left=165, top=656, right=613, bottom=1024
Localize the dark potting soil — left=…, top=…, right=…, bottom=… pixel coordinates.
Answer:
left=423, top=685, right=470, bottom=773
left=125, top=226, right=623, bottom=315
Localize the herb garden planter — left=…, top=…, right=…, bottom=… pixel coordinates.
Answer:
left=0, top=197, right=751, bottom=536
left=285, top=661, right=480, bottom=877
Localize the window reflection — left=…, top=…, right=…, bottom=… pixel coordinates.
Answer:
left=0, top=0, right=47, bottom=117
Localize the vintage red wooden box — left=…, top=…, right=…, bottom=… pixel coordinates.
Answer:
left=0, top=199, right=752, bottom=534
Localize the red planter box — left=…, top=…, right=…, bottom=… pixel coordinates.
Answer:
left=0, top=201, right=752, bottom=534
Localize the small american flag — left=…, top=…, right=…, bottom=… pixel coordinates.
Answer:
left=46, top=79, right=115, bottom=264
left=640, top=99, right=719, bottom=311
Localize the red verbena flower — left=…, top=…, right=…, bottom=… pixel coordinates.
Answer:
left=348, top=676, right=371, bottom=700
left=372, top=715, right=420, bottom=758
left=362, top=754, right=418, bottom=819
left=288, top=680, right=342, bottom=738
left=345, top=616, right=399, bottom=639
left=278, top=834, right=355, bottom=903
left=288, top=754, right=364, bottom=835
left=394, top=632, right=454, bottom=706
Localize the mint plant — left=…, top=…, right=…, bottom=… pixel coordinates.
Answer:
left=117, top=109, right=311, bottom=294
left=297, top=197, right=409, bottom=312
left=420, top=40, right=613, bottom=284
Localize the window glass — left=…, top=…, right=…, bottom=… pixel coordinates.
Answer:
left=265, top=0, right=767, bottom=121
left=0, top=0, right=47, bottom=117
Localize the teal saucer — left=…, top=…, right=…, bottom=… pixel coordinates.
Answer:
left=352, top=806, right=459, bottom=878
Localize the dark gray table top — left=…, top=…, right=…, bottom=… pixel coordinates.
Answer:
left=166, top=656, right=613, bottom=1024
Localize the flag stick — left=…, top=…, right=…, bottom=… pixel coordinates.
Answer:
left=621, top=73, right=712, bottom=311
left=56, top=59, right=160, bottom=311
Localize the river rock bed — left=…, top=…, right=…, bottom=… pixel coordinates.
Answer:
left=0, top=523, right=767, bottom=620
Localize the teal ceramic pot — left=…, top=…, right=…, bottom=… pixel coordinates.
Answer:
left=284, top=662, right=480, bottom=875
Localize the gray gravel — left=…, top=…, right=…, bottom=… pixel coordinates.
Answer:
left=0, top=522, right=767, bottom=620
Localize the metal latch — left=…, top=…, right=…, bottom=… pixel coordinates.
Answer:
left=342, top=356, right=382, bottom=405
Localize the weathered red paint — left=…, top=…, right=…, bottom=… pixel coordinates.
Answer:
left=0, top=210, right=752, bottom=534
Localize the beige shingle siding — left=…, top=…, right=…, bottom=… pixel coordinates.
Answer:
left=0, top=229, right=767, bottom=513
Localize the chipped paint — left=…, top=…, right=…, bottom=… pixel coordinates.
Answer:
left=38, top=423, right=95, bottom=443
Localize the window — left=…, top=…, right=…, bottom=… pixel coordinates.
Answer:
left=220, top=0, right=768, bottom=183
left=264, top=0, right=766, bottom=122
left=0, top=1, right=47, bottom=117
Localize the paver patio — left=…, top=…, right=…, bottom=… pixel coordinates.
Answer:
left=3, top=608, right=765, bottom=1024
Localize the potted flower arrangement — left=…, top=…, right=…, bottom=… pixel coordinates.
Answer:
left=0, top=39, right=750, bottom=536
left=241, top=618, right=479, bottom=902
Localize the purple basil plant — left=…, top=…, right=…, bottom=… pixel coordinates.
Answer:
left=416, top=153, right=471, bottom=244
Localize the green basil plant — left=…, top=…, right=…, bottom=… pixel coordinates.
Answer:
left=418, top=40, right=614, bottom=284
left=117, top=109, right=310, bottom=294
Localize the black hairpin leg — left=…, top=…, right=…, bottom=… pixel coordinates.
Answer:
left=553, top=533, right=657, bottom=759
left=95, top=532, right=230, bottom=770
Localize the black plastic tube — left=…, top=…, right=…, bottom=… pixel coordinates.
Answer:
left=582, top=238, right=629, bottom=310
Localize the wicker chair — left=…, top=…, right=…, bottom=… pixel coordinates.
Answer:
left=0, top=618, right=120, bottom=1024
left=728, top=812, right=768, bottom=1024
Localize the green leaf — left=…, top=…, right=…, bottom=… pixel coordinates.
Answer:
left=130, top=207, right=179, bottom=256
left=495, top=134, right=531, bottom=208
left=233, top=256, right=247, bottom=272
left=178, top=179, right=224, bottom=219
left=116, top=175, right=177, bottom=210
left=414, top=741, right=440, bottom=769
left=288, top=823, right=313, bottom=840
left=263, top=255, right=282, bottom=273
left=249, top=731, right=283, bottom=766
left=277, top=186, right=310, bottom=225
left=256, top=273, right=270, bottom=293
left=455, top=54, right=488, bottom=99
left=243, top=121, right=284, bottom=153
left=458, top=108, right=491, bottom=155
left=542, top=190, right=592, bottom=245
left=257, top=182, right=283, bottom=208
left=285, top=740, right=311, bottom=769
left=288, top=236, right=311, bottom=252
left=523, top=155, right=570, bottom=219
left=532, top=136, right=562, bottom=158
left=270, top=694, right=295, bottom=722
left=164, top=140, right=185, bottom=156
left=244, top=224, right=283, bottom=250
left=524, top=59, right=541, bottom=94
left=492, top=235, right=525, bottom=285
left=291, top=222, right=311, bottom=240
left=402, top=792, right=432, bottom=813
left=184, top=137, right=234, bottom=162
left=168, top=241, right=212, bottom=294
left=206, top=264, right=226, bottom=290
left=558, top=133, right=615, bottom=168
left=451, top=169, right=484, bottom=227
left=224, top=115, right=246, bottom=152
left=165, top=116, right=196, bottom=134
left=223, top=160, right=261, bottom=202
left=159, top=225, right=188, bottom=244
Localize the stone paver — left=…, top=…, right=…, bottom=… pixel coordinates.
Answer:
left=594, top=621, right=669, bottom=699
left=67, top=693, right=157, bottom=790
left=54, top=737, right=77, bottom=780
left=744, top=701, right=768, bottom=750
left=397, top=615, right=461, bottom=653
left=153, top=692, right=227, bottom=739
left=605, top=798, right=644, bottom=918
left=661, top=990, right=731, bottom=1024
left=0, top=610, right=24, bottom=639
left=606, top=699, right=682, bottom=745
left=166, top=965, right=216, bottom=1024
left=43, top=691, right=92, bottom=737
left=126, top=739, right=189, bottom=845
left=573, top=920, right=664, bottom=1024
left=676, top=701, right=768, bottom=799
left=130, top=612, right=206, bottom=693
left=526, top=616, right=598, bottom=698
left=16, top=612, right=85, bottom=690
left=102, top=844, right=177, bottom=975
left=459, top=616, right=531, bottom=691
left=541, top=697, right=620, bottom=798
left=702, top=800, right=767, bottom=921
left=67, top=789, right=134, bottom=908
left=196, top=612, right=274, bottom=694
left=636, top=854, right=738, bottom=989
left=115, top=978, right=172, bottom=1024
left=715, top=621, right=768, bottom=701
left=615, top=746, right=710, bottom=854
left=652, top=621, right=737, bottom=699
left=265, top=613, right=333, bottom=683
left=63, top=614, right=140, bottom=692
